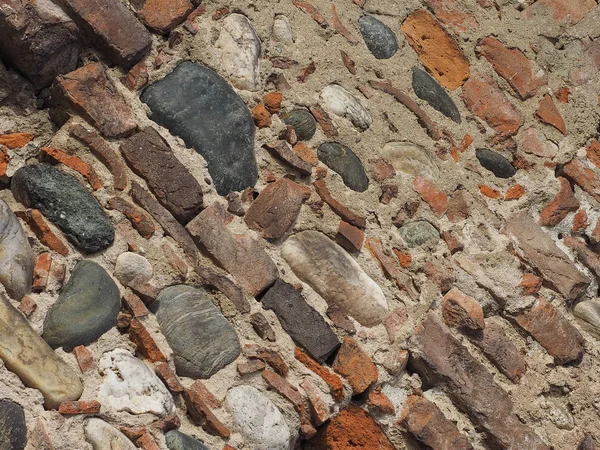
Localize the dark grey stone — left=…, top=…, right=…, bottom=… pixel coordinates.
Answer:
left=475, top=148, right=516, bottom=178
left=281, top=109, right=317, bottom=141
left=412, top=67, right=461, bottom=123
left=398, top=221, right=439, bottom=248
left=151, top=285, right=241, bottom=379
left=165, top=430, right=210, bottom=450
left=358, top=15, right=398, bottom=60
left=141, top=62, right=257, bottom=196
left=0, top=399, right=26, bottom=450
left=11, top=164, right=114, bottom=253
left=317, top=142, right=369, bottom=192
left=43, top=260, right=120, bottom=350
left=262, top=280, right=340, bottom=362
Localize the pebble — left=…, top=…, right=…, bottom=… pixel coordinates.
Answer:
left=114, top=252, right=153, bottom=286
left=271, top=15, right=294, bottom=45
left=358, top=15, right=398, bottom=59
left=574, top=300, right=600, bottom=339
left=225, top=385, right=291, bottom=450
left=152, top=285, right=241, bottom=378
left=98, top=349, right=175, bottom=417
left=281, top=231, right=388, bottom=327
left=398, top=221, right=440, bottom=248
left=141, top=61, right=258, bottom=196
left=317, top=142, right=369, bottom=192
left=165, top=430, right=210, bottom=450
left=0, top=399, right=26, bottom=450
left=84, top=418, right=137, bottom=450
left=11, top=164, right=114, bottom=253
left=319, top=84, right=372, bottom=130
left=0, top=200, right=34, bottom=300
left=475, top=148, right=516, bottom=178
left=381, top=141, right=439, bottom=180
left=281, top=109, right=317, bottom=141
left=43, top=260, right=120, bottom=350
left=412, top=67, right=461, bottom=123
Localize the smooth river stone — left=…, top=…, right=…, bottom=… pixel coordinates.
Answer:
left=141, top=61, right=257, bottom=196
left=281, top=231, right=388, bottom=327
left=475, top=148, right=516, bottom=178
left=319, top=84, right=372, bottom=130
left=0, top=200, right=34, bottom=300
left=574, top=300, right=600, bottom=339
left=358, top=15, right=398, bottom=59
left=151, top=285, right=241, bottom=379
left=381, top=142, right=439, bottom=180
left=84, top=418, right=137, bottom=450
left=165, top=430, right=210, bottom=450
left=317, top=142, right=369, bottom=192
left=398, top=221, right=440, bottom=248
left=412, top=67, right=461, bottom=123
left=281, top=109, right=317, bottom=141
left=11, top=164, right=114, bottom=253
left=0, top=293, right=83, bottom=409
left=43, top=260, right=120, bottom=350
left=225, top=385, right=291, bottom=450
left=0, top=399, right=26, bottom=450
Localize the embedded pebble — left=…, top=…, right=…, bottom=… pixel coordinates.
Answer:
left=317, top=142, right=369, bottom=192
left=114, top=252, right=153, bottom=286
left=0, top=399, right=26, bottom=450
left=84, top=418, right=137, bottom=450
left=358, top=15, right=398, bottom=59
left=319, top=84, right=372, bottom=130
left=398, top=221, right=440, bottom=248
left=281, top=109, right=317, bottom=141
left=412, top=67, right=461, bottom=123
left=271, top=15, right=294, bottom=45
left=381, top=141, right=439, bottom=180
left=574, top=300, right=600, bottom=339
left=475, top=148, right=516, bottom=178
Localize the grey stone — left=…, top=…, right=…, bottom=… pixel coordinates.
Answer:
left=114, top=252, right=152, bottom=286
left=358, top=15, right=398, bottom=59
left=381, top=141, right=439, bottom=180
left=475, top=148, right=516, bottom=178
left=574, top=300, right=600, bottom=339
left=11, top=164, right=114, bottom=253
left=141, top=62, right=257, bottom=196
left=0, top=399, right=26, bottom=450
left=0, top=200, right=34, bottom=300
left=0, top=61, right=13, bottom=102
left=317, top=142, right=369, bottom=192
left=151, top=285, right=241, bottom=379
left=165, top=430, right=210, bottom=450
left=398, top=221, right=439, bottom=248
left=262, top=280, right=340, bottom=362
left=281, top=109, right=317, bottom=141
left=412, top=67, right=461, bottom=123
left=43, top=260, right=120, bottom=350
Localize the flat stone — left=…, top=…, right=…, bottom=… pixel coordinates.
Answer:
left=398, top=221, right=439, bottom=248
left=281, top=230, right=388, bottom=327
left=281, top=109, right=317, bottom=141
left=0, top=399, right=26, bottom=450
left=141, top=62, right=258, bottom=196
left=319, top=84, right=372, bottom=130
left=412, top=67, right=461, bottom=123
left=114, top=252, right=153, bottom=286
left=152, top=285, right=241, bottom=379
left=11, top=164, right=114, bottom=254
left=475, top=148, right=516, bottom=178
left=120, top=127, right=203, bottom=223
left=317, top=142, right=369, bottom=192
left=574, top=300, right=600, bottom=339
left=381, top=141, right=439, bottom=180
left=225, top=385, right=291, bottom=450
left=84, top=418, right=137, bottom=450
left=0, top=200, right=34, bottom=300
left=165, top=430, right=210, bottom=450
left=358, top=15, right=398, bottom=59
left=43, top=260, right=120, bottom=350
left=262, top=280, right=340, bottom=362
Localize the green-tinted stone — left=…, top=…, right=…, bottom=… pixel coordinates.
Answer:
left=165, top=430, right=210, bottom=450
left=281, top=109, right=317, bottom=141
left=398, top=221, right=439, bottom=248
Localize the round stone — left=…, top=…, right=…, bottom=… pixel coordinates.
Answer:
left=398, top=221, right=439, bottom=248
left=114, top=252, right=153, bottom=286
left=317, top=142, right=369, bottom=192
left=281, top=109, right=317, bottom=141
left=475, top=148, right=516, bottom=178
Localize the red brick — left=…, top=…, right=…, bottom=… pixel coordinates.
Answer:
left=183, top=386, right=230, bottom=438
left=263, top=92, right=282, bottom=114
left=392, top=249, right=412, bottom=268
left=479, top=184, right=500, bottom=199
left=313, top=179, right=366, bottom=228
left=243, top=344, right=288, bottom=377
left=367, top=387, right=395, bottom=415
left=300, top=377, right=331, bottom=426
left=538, top=177, right=579, bottom=227
left=505, top=184, right=525, bottom=201
left=264, top=141, right=313, bottom=175
left=48, top=259, right=66, bottom=290
left=189, top=380, right=220, bottom=409
left=341, top=50, right=357, bottom=75
left=107, top=196, right=155, bottom=239
left=123, top=293, right=149, bottom=318
left=563, top=236, right=600, bottom=280
left=212, top=7, right=230, bottom=20
left=124, top=62, right=149, bottom=91
left=17, top=295, right=37, bottom=318
left=297, top=61, right=316, bottom=83
left=295, top=347, right=345, bottom=401
left=442, top=230, right=463, bottom=254
left=16, top=209, right=69, bottom=256
left=442, top=287, right=485, bottom=331
left=326, top=304, right=356, bottom=334
left=293, top=2, right=328, bottom=29
left=154, top=362, right=184, bottom=393
left=383, top=306, right=407, bottom=343
left=129, top=318, right=166, bottom=363
left=0, top=133, right=34, bottom=149
left=250, top=312, right=276, bottom=342
left=0, top=146, right=8, bottom=177
left=555, top=87, right=570, bottom=103
left=251, top=103, right=272, bottom=128
left=447, top=189, right=469, bottom=223
left=573, top=209, right=589, bottom=233
left=151, top=413, right=181, bottom=432
left=310, top=105, right=338, bottom=138
left=237, top=359, right=266, bottom=374
left=332, top=337, right=378, bottom=395
left=535, top=94, right=566, bottom=134
left=524, top=0, right=596, bottom=27
left=58, top=400, right=101, bottom=415
left=32, top=252, right=51, bottom=292
left=335, top=220, right=364, bottom=252
left=73, top=345, right=94, bottom=373
left=561, top=159, right=600, bottom=204
left=518, top=273, right=543, bottom=296
left=423, top=0, right=478, bottom=35
left=132, top=0, right=193, bottom=34
left=330, top=4, right=358, bottom=45
left=413, top=177, right=448, bottom=217
left=41, top=147, right=102, bottom=190
left=521, top=127, right=557, bottom=158
left=137, top=432, right=160, bottom=450
left=368, top=158, right=395, bottom=182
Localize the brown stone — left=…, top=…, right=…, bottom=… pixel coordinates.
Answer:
left=250, top=312, right=276, bottom=342
left=313, top=179, right=366, bottom=228
left=73, top=345, right=94, bottom=373
left=41, top=147, right=102, bottom=190
left=560, top=159, right=600, bottom=205
left=578, top=434, right=598, bottom=450
left=243, top=344, right=288, bottom=377
left=129, top=318, right=166, bottom=363
left=132, top=0, right=193, bottom=34
left=538, top=177, right=580, bottom=226
left=367, top=387, right=395, bottom=415
left=195, top=264, right=250, bottom=314
left=32, top=252, right=51, bottom=292
left=154, top=362, right=184, bottom=393
left=183, top=386, right=230, bottom=437
left=332, top=337, right=378, bottom=395
left=335, top=220, right=364, bottom=252
left=58, top=400, right=101, bottom=415
left=442, top=287, right=485, bottom=331
left=295, top=347, right=345, bottom=401
left=326, top=304, right=356, bottom=334
left=535, top=94, right=567, bottom=134
left=16, top=209, right=69, bottom=256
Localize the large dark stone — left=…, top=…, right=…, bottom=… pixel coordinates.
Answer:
left=412, top=67, right=461, bottom=123
left=141, top=62, right=258, bottom=196
left=317, top=142, right=369, bottom=192
left=262, top=280, right=340, bottom=362
left=151, top=285, right=241, bottom=379
left=43, top=260, right=120, bottom=350
left=358, top=15, right=398, bottom=60
left=0, top=399, right=26, bottom=450
left=475, top=148, right=516, bottom=178
left=11, top=164, right=114, bottom=253
left=165, top=430, right=210, bottom=450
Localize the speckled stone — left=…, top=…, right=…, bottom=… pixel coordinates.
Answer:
left=281, top=109, right=317, bottom=141
left=358, top=15, right=398, bottom=59
left=317, top=142, right=369, bottom=192
left=475, top=148, right=516, bottom=178
left=398, top=221, right=439, bottom=248
left=412, top=67, right=461, bottom=123
left=0, top=399, right=26, bottom=450
left=165, top=430, right=210, bottom=450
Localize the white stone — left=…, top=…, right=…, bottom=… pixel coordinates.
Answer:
left=114, top=252, right=153, bottom=286
left=98, top=349, right=174, bottom=417
left=225, top=385, right=291, bottom=450
left=271, top=15, right=294, bottom=45
left=381, top=141, right=439, bottom=180
left=281, top=231, right=388, bottom=327
left=84, top=418, right=137, bottom=450
left=216, top=13, right=261, bottom=91
left=319, top=84, right=372, bottom=130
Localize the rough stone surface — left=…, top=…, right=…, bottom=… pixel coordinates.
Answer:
left=84, top=418, right=137, bottom=450
left=398, top=220, right=439, bottom=248
left=381, top=141, right=439, bottom=180
left=0, top=399, right=26, bottom=450
left=165, top=430, right=210, bottom=450
left=319, top=84, right=372, bottom=130
left=317, top=142, right=369, bottom=192
left=358, top=15, right=398, bottom=59
left=412, top=67, right=461, bottom=123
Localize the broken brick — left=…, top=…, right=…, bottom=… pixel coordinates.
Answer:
left=137, top=432, right=161, bottom=450
left=183, top=386, right=230, bottom=438
left=573, top=209, right=589, bottom=233
left=300, top=377, right=331, bottom=426
left=123, top=293, right=149, bottom=318
left=520, top=127, right=557, bottom=158
left=32, top=252, right=51, bottom=292
left=561, top=159, right=600, bottom=205
left=538, top=177, right=579, bottom=227
left=479, top=184, right=501, bottom=199
left=189, top=380, right=220, bottom=409
left=73, top=345, right=94, bottom=373
left=330, top=4, right=358, bottom=45
left=243, top=344, right=288, bottom=377
left=392, top=249, right=412, bottom=268
left=505, top=184, right=525, bottom=200
left=309, top=105, right=338, bottom=138
left=535, top=94, right=566, bottom=134
left=155, top=362, right=184, bottom=393
left=447, top=189, right=469, bottom=223
left=335, top=220, right=364, bottom=252
left=0, top=133, right=34, bottom=149
left=129, top=318, right=166, bottom=363
left=251, top=103, right=272, bottom=128
left=340, top=50, right=357, bottom=75
left=297, top=61, right=316, bottom=83
left=16, top=209, right=70, bottom=256
left=41, top=147, right=101, bottom=190
left=250, top=312, right=276, bottom=342
left=124, top=62, right=149, bottom=91
left=17, top=296, right=37, bottom=318
left=368, top=158, right=395, bottom=182
left=413, top=177, right=448, bottom=217
left=263, top=142, right=313, bottom=175
left=293, top=2, right=328, bottom=28
left=295, top=347, right=345, bottom=401
left=442, top=287, right=485, bottom=331
left=367, top=387, right=395, bottom=415
left=58, top=400, right=101, bottom=415
left=332, top=336, right=378, bottom=395
left=326, top=304, right=356, bottom=334
left=442, top=230, right=464, bottom=254
left=313, top=179, right=366, bottom=228
left=518, top=273, right=543, bottom=296
left=264, top=92, right=282, bottom=114
left=107, top=196, right=155, bottom=239
left=555, top=87, right=570, bottom=103
left=237, top=359, right=266, bottom=375
left=132, top=0, right=193, bottom=34
left=524, top=0, right=595, bottom=27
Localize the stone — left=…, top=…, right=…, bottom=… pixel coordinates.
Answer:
left=535, top=94, right=567, bottom=134
left=0, top=293, right=83, bottom=409
left=215, top=13, right=261, bottom=91
left=52, top=0, right=152, bottom=67
left=244, top=178, right=311, bottom=239
left=538, top=177, right=580, bottom=226
left=319, top=84, right=372, bottom=130
left=475, top=148, right=516, bottom=178
left=0, top=399, right=26, bottom=450
left=141, top=62, right=258, bottom=196
left=225, top=385, right=291, bottom=450
left=165, top=430, right=210, bottom=450
left=398, top=221, right=439, bottom=248
left=250, top=312, right=276, bottom=342
left=504, top=213, right=590, bottom=301
left=114, top=252, right=152, bottom=286
left=0, top=0, right=81, bottom=90
left=332, top=336, right=378, bottom=394
left=358, top=15, right=398, bottom=59
left=401, top=9, right=470, bottom=90
left=442, top=287, right=485, bottom=331
left=152, top=285, right=240, bottom=378
left=84, top=418, right=138, bottom=450
left=412, top=67, right=461, bottom=123
left=281, top=231, right=388, bottom=327
left=271, top=15, right=294, bottom=45
left=51, top=63, right=137, bottom=138
left=281, top=109, right=317, bottom=141
left=574, top=300, right=600, bottom=339
left=319, top=144, right=369, bottom=194
left=98, top=348, right=174, bottom=417
left=262, top=280, right=340, bottom=362
left=521, top=127, right=558, bottom=158
left=132, top=0, right=193, bottom=34
left=43, top=260, right=120, bottom=350
left=0, top=200, right=34, bottom=299
left=381, top=141, right=439, bottom=180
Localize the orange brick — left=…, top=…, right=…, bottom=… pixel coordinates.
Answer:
left=535, top=94, right=566, bottom=134
left=505, top=184, right=525, bottom=200
left=263, top=92, right=282, bottom=114
left=392, top=249, right=412, bottom=268
left=17, top=295, right=37, bottom=318
left=16, top=209, right=69, bottom=256
left=0, top=146, right=9, bottom=176
left=0, top=132, right=34, bottom=149
left=251, top=103, right=272, bottom=128
left=413, top=177, right=448, bottom=217
left=58, top=400, right=101, bottom=415
left=73, top=345, right=94, bottom=373
left=41, top=147, right=102, bottom=190
left=32, top=252, right=51, bottom=292
left=479, top=184, right=500, bottom=199
left=129, top=318, right=166, bottom=363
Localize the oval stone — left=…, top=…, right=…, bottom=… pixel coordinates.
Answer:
left=412, top=67, right=461, bottom=123
left=165, top=430, right=210, bottom=450
left=281, top=109, right=317, bottom=141
left=381, top=141, right=439, bottom=180
left=43, top=260, right=120, bottom=350
left=11, top=164, right=114, bottom=253
left=0, top=399, right=26, bottom=450
left=358, top=15, right=398, bottom=59
left=398, top=221, right=439, bottom=248
left=319, top=84, right=372, bottom=130
left=475, top=148, right=516, bottom=178
left=141, top=62, right=258, bottom=196
left=151, top=285, right=241, bottom=379
left=318, top=142, right=369, bottom=192
left=574, top=300, right=600, bottom=339
left=84, top=418, right=137, bottom=450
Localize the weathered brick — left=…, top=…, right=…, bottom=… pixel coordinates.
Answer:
left=137, top=432, right=160, bottom=450
left=535, top=94, right=566, bottom=134
left=447, top=189, right=469, bottom=223
left=332, top=337, right=378, bottom=395
left=539, top=177, right=580, bottom=227
left=413, top=176, right=448, bottom=217
left=560, top=159, right=600, bottom=205
left=264, top=92, right=282, bottom=114
left=505, top=184, right=525, bottom=201
left=32, top=252, right=51, bottom=292
left=124, top=62, right=149, bottom=91
left=129, top=318, right=166, bottom=363
left=521, top=127, right=557, bottom=158
left=73, top=345, right=94, bottom=373
left=442, top=287, right=485, bottom=331
left=41, top=147, right=101, bottom=190
left=518, top=273, right=543, bottom=296
left=367, top=387, right=395, bottom=415
left=524, top=0, right=595, bottom=27
left=335, top=220, right=364, bottom=252
left=563, top=236, right=600, bottom=279
left=243, top=344, right=288, bottom=377
left=58, top=400, right=101, bottom=415
left=16, top=209, right=70, bottom=256
left=131, top=0, right=193, bottom=34
left=573, top=209, right=589, bottom=233
left=183, top=385, right=230, bottom=437
left=250, top=312, right=276, bottom=342
left=313, top=179, right=366, bottom=228
left=263, top=142, right=313, bottom=175
left=423, top=0, right=478, bottom=35
left=237, top=359, right=265, bottom=374
left=17, top=295, right=37, bottom=318
left=310, top=105, right=338, bottom=138
left=0, top=133, right=34, bottom=149
left=479, top=184, right=500, bottom=199
left=251, top=103, right=271, bottom=128
left=300, top=377, right=331, bottom=426
left=107, top=196, right=155, bottom=240
left=154, top=362, right=184, bottom=393
left=295, top=347, right=345, bottom=401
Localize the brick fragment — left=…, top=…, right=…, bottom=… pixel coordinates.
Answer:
left=293, top=1, right=328, bottom=28
left=263, top=142, right=313, bottom=175
left=563, top=235, right=600, bottom=279
left=505, top=184, right=525, bottom=200
left=41, top=147, right=101, bottom=190
left=132, top=0, right=193, bottom=34
left=0, top=146, right=8, bottom=177
left=332, top=336, right=378, bottom=395
left=368, top=157, right=395, bottom=182
left=0, top=133, right=34, bottom=149
left=423, top=262, right=454, bottom=293
left=17, top=295, right=37, bottom=318
left=535, top=94, right=566, bottom=134
left=383, top=306, right=407, bottom=344
left=538, top=177, right=579, bottom=227
left=117, top=311, right=133, bottom=331
left=555, top=87, right=570, bottom=103
left=524, top=0, right=595, bottom=27
left=189, top=380, right=220, bottom=409
left=107, top=196, right=155, bottom=239
left=313, top=179, right=366, bottom=228
left=237, top=359, right=266, bottom=374
left=48, top=259, right=66, bottom=291
left=295, top=347, right=345, bottom=401
left=32, top=252, right=51, bottom=292
left=521, top=127, right=557, bottom=158
left=413, top=177, right=448, bottom=217
left=250, top=312, right=276, bottom=342
left=300, top=377, right=331, bottom=426
left=573, top=209, right=589, bottom=233
left=195, top=264, right=250, bottom=314
left=183, top=386, right=230, bottom=437
left=154, top=362, right=184, bottom=393
left=587, top=140, right=600, bottom=170
left=16, top=209, right=69, bottom=256
left=212, top=6, right=230, bottom=20
left=123, top=293, right=149, bottom=318
left=447, top=189, right=468, bottom=223
left=326, top=304, right=356, bottom=334
left=367, top=387, right=395, bottom=415
left=150, top=413, right=181, bottom=432
left=442, top=230, right=463, bottom=254
left=518, top=273, right=543, bottom=296
left=129, top=318, right=166, bottom=363
left=442, top=287, right=484, bottom=331
left=423, top=0, right=478, bottom=34
left=244, top=344, right=288, bottom=376
left=72, top=346, right=94, bottom=373
left=309, top=105, right=338, bottom=138
left=58, top=400, right=101, bottom=415
left=264, top=92, right=282, bottom=114
left=560, top=159, right=600, bottom=205
left=330, top=4, right=358, bottom=44
left=340, top=50, right=357, bottom=75
left=137, top=432, right=160, bottom=450
left=335, top=220, right=364, bottom=252
left=479, top=184, right=501, bottom=199
left=125, top=62, right=149, bottom=91
left=252, top=104, right=272, bottom=128
left=393, top=249, right=412, bottom=268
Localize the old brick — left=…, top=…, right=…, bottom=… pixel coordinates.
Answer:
left=366, top=237, right=418, bottom=300
left=137, top=432, right=160, bottom=450
left=479, top=184, right=500, bottom=199
left=289, top=143, right=316, bottom=168
left=73, top=345, right=94, bottom=373
left=393, top=249, right=412, bottom=268
left=244, top=344, right=288, bottom=376
left=300, top=377, right=331, bottom=426
left=154, top=362, right=184, bottom=393
left=524, top=0, right=595, bottom=27
left=383, top=306, right=407, bottom=343
left=41, top=147, right=101, bottom=190
left=367, top=387, right=395, bottom=415
left=401, top=9, right=469, bottom=90
left=423, top=0, right=478, bottom=34
left=107, top=197, right=155, bottom=239
left=125, top=62, right=148, bottom=91
left=264, top=92, right=282, bottom=114
left=295, top=347, right=345, bottom=401
left=447, top=189, right=468, bottom=223
left=310, top=105, right=338, bottom=138
left=561, top=159, right=600, bottom=205
left=538, top=177, right=579, bottom=227
left=189, top=380, right=220, bottom=409
left=518, top=273, right=543, bottom=296
left=422, top=262, right=454, bottom=294
left=263, top=142, right=313, bottom=175
left=332, top=336, right=378, bottom=395
left=563, top=235, right=600, bottom=279
left=151, top=413, right=181, bottom=432
left=368, top=158, right=395, bottom=183
left=250, top=312, right=276, bottom=342
left=183, top=386, right=230, bottom=437
left=341, top=50, right=357, bottom=75
left=313, top=179, right=366, bottom=228
left=123, top=293, right=149, bottom=318
left=17, top=295, right=37, bottom=318
left=195, top=264, right=250, bottom=314
left=129, top=318, right=166, bottom=363
left=132, top=0, right=193, bottom=34
left=573, top=209, right=589, bottom=233
left=413, top=177, right=448, bottom=217
left=0, top=146, right=8, bottom=177
left=16, top=209, right=69, bottom=256
left=48, top=259, right=66, bottom=291
left=0, top=133, right=34, bottom=149
left=293, top=1, right=328, bottom=28
left=535, top=94, right=566, bottom=134
left=237, top=359, right=265, bottom=374
left=32, top=252, right=51, bottom=292
left=442, top=287, right=484, bottom=331
left=335, top=221, right=364, bottom=253
left=251, top=103, right=272, bottom=128
left=521, top=127, right=557, bottom=158
left=326, top=304, right=356, bottom=334
left=442, top=231, right=463, bottom=254
left=505, top=184, right=525, bottom=201
left=58, top=400, right=101, bottom=415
